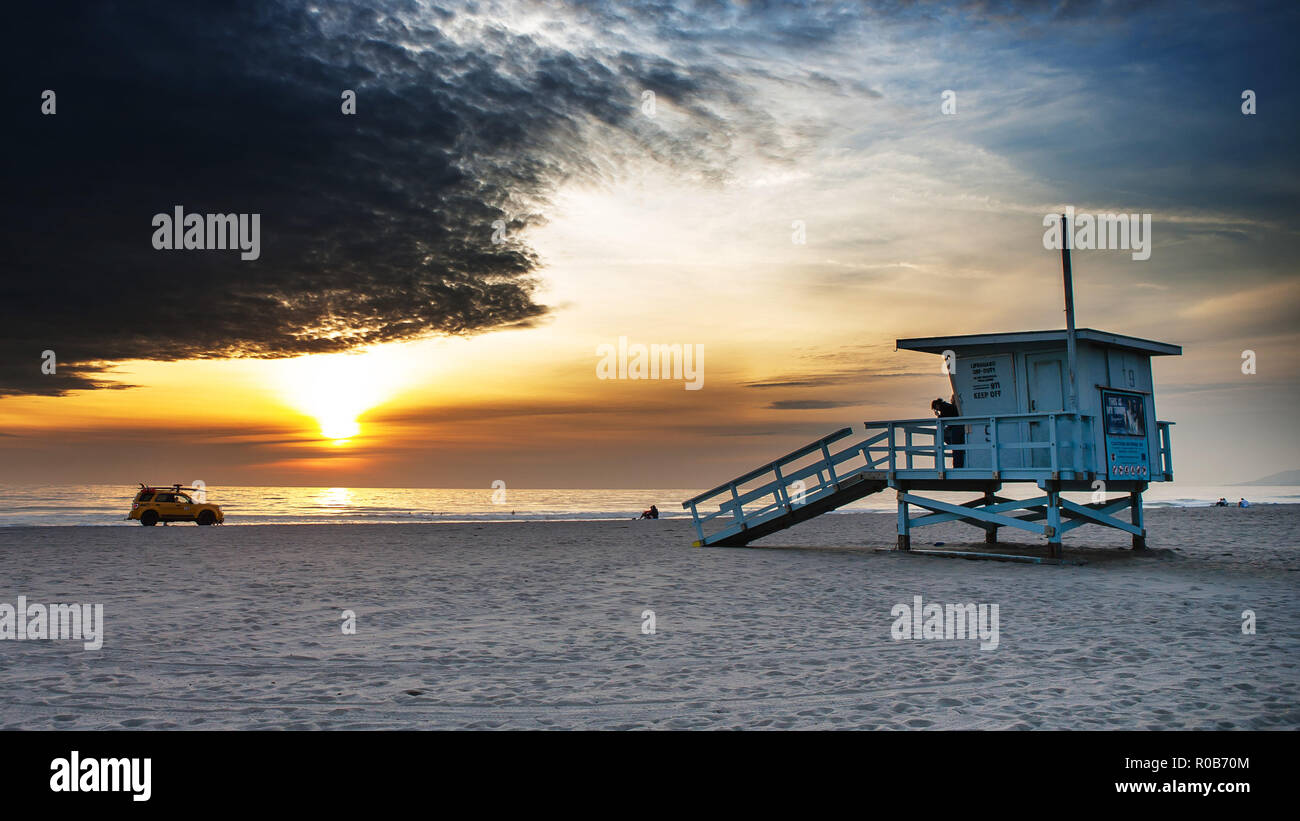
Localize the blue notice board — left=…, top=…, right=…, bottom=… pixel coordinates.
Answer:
left=1103, top=390, right=1149, bottom=480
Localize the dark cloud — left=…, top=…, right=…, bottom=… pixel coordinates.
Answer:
left=745, top=371, right=932, bottom=389
left=5, top=0, right=1237, bottom=399
left=765, top=399, right=861, bottom=409
left=0, top=0, right=781, bottom=396
left=369, top=400, right=650, bottom=426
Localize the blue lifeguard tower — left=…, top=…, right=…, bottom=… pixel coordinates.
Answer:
left=682, top=233, right=1181, bottom=559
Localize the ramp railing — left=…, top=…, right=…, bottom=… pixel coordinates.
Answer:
left=681, top=427, right=890, bottom=545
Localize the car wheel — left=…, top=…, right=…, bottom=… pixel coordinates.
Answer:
left=197, top=510, right=215, bottom=526
left=140, top=510, right=159, bottom=526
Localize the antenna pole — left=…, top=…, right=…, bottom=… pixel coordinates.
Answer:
left=1062, top=213, right=1079, bottom=412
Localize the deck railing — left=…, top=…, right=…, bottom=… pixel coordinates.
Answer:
left=1157, top=420, right=1174, bottom=480
left=862, top=412, right=1096, bottom=480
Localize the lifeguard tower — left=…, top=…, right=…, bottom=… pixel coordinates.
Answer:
left=682, top=230, right=1181, bottom=560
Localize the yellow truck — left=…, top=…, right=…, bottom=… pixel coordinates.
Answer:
left=127, top=484, right=225, bottom=526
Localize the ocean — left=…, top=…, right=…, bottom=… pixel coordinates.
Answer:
left=0, top=483, right=1294, bottom=527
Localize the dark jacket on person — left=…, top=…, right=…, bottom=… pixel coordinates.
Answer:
left=933, top=399, right=965, bottom=467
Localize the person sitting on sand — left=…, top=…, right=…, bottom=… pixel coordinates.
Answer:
left=1238, top=498, right=1251, bottom=508
left=1215, top=497, right=1229, bottom=507
left=638, top=505, right=659, bottom=520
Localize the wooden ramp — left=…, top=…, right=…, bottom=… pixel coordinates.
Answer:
left=702, top=472, right=888, bottom=546
left=681, top=427, right=892, bottom=547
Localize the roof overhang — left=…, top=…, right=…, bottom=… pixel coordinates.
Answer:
left=896, top=328, right=1182, bottom=357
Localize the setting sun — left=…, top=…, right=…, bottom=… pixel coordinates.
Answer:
left=272, top=349, right=410, bottom=442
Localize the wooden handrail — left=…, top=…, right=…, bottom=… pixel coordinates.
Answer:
left=682, top=427, right=855, bottom=506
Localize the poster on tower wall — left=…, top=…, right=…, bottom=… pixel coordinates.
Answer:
left=1103, top=390, right=1149, bottom=480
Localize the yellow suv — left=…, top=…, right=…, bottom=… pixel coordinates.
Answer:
left=128, top=484, right=225, bottom=526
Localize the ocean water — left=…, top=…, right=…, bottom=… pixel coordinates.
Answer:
left=0, top=483, right=1294, bottom=527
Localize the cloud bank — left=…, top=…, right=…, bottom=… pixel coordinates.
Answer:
left=0, top=0, right=804, bottom=395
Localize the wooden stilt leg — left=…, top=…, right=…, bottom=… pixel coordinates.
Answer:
left=897, top=491, right=910, bottom=551
left=1131, top=489, right=1147, bottom=550
left=983, top=491, right=998, bottom=544
left=1046, top=489, right=1062, bottom=558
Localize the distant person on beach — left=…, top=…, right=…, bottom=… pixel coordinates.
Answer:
left=931, top=397, right=965, bottom=468
left=1215, top=497, right=1229, bottom=507
left=1238, top=498, right=1251, bottom=508
left=638, top=505, right=659, bottom=520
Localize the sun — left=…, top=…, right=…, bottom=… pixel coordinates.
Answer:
left=318, top=415, right=361, bottom=441
left=273, top=349, right=408, bottom=442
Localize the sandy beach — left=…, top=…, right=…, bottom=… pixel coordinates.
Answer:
left=1, top=506, right=1297, bottom=730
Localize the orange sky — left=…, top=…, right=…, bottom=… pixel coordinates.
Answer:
left=2, top=4, right=1297, bottom=489
left=1, top=178, right=1295, bottom=488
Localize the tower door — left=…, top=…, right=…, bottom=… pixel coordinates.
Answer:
left=1026, top=353, right=1067, bottom=468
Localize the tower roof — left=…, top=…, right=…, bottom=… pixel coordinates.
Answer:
left=896, top=328, right=1181, bottom=357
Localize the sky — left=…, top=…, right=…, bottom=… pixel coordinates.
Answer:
left=0, top=0, right=1297, bottom=489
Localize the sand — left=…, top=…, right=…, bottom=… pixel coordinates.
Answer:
left=1, top=506, right=1297, bottom=730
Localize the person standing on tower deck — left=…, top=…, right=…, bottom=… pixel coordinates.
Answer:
left=931, top=397, right=965, bottom=468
